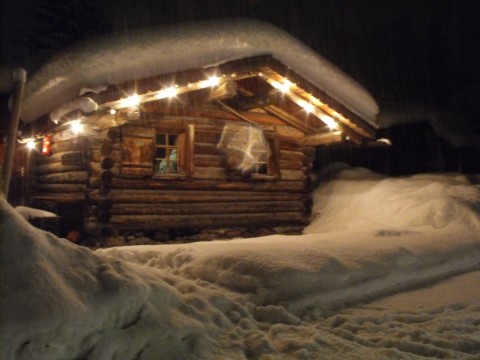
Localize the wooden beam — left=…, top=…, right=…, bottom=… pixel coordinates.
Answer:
left=260, top=59, right=377, bottom=139
left=214, top=100, right=258, bottom=126
left=207, top=81, right=238, bottom=101
left=263, top=105, right=314, bottom=134
left=299, top=131, right=344, bottom=146
left=2, top=69, right=26, bottom=196
left=234, top=94, right=272, bottom=111
left=141, top=101, right=285, bottom=127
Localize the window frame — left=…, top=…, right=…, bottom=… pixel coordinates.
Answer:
left=151, top=124, right=194, bottom=180
left=154, top=133, right=182, bottom=175
left=221, top=127, right=280, bottom=181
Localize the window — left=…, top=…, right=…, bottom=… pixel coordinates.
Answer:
left=250, top=147, right=269, bottom=175
left=217, top=124, right=279, bottom=180
left=153, top=124, right=194, bottom=179
left=155, top=133, right=181, bottom=174
left=120, top=123, right=194, bottom=179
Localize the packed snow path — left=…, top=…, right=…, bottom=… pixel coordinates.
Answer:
left=1, top=167, right=480, bottom=359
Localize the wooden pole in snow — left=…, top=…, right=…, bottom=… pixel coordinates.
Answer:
left=2, top=68, right=27, bottom=197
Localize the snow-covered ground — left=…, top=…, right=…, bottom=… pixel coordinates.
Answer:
left=1, top=166, right=480, bottom=360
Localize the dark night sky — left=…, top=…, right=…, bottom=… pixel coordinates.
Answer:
left=1, top=0, right=480, bottom=128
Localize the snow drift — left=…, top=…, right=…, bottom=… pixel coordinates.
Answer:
left=1, top=167, right=480, bottom=359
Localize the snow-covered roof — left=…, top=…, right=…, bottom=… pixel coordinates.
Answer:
left=20, top=19, right=379, bottom=125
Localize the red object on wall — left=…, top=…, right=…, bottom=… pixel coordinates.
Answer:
left=42, top=135, right=51, bottom=155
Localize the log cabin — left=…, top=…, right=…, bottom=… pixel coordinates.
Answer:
left=12, top=20, right=381, bottom=241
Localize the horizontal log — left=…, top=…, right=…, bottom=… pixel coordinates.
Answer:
left=299, top=131, right=344, bottom=146
left=276, top=125, right=305, bottom=141
left=30, top=194, right=86, bottom=202
left=109, top=211, right=306, bottom=229
left=194, top=142, right=219, bottom=155
left=280, top=170, right=307, bottom=181
left=194, top=131, right=221, bottom=144
left=279, top=150, right=305, bottom=162
left=110, top=200, right=304, bottom=215
left=31, top=183, right=89, bottom=193
left=193, top=154, right=224, bottom=168
left=90, top=150, right=122, bottom=163
left=279, top=160, right=306, bottom=171
left=50, top=136, right=90, bottom=152
left=36, top=171, right=88, bottom=184
left=108, top=178, right=307, bottom=192
left=278, top=139, right=306, bottom=152
left=192, top=167, right=226, bottom=180
left=90, top=138, right=121, bottom=150
left=122, top=126, right=155, bottom=138
left=90, top=162, right=120, bottom=176
left=34, top=162, right=87, bottom=175
left=89, top=189, right=307, bottom=203
left=35, top=151, right=80, bottom=164
left=120, top=166, right=154, bottom=177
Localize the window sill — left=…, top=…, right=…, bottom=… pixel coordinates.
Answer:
left=152, top=173, right=187, bottom=181
left=250, top=174, right=278, bottom=181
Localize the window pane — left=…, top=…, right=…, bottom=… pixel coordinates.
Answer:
left=156, top=147, right=166, bottom=158
left=155, top=132, right=182, bottom=174
left=167, top=148, right=178, bottom=161
left=169, top=160, right=178, bottom=172
left=156, top=134, right=166, bottom=145
left=168, top=134, right=178, bottom=145
left=255, top=163, right=268, bottom=174
left=156, top=160, right=168, bottom=173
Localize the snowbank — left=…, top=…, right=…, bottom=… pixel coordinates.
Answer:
left=2, top=168, right=480, bottom=359
left=14, top=206, right=57, bottom=220
left=1, top=198, right=215, bottom=360
left=305, top=166, right=480, bottom=234
left=20, top=19, right=379, bottom=125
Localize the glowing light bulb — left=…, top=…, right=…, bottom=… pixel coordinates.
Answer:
left=155, top=86, right=179, bottom=99
left=26, top=139, right=36, bottom=150
left=109, top=108, right=117, bottom=115
left=119, top=94, right=140, bottom=108
left=320, top=114, right=338, bottom=130
left=299, top=100, right=314, bottom=113
left=205, top=76, right=220, bottom=87
left=71, top=120, right=84, bottom=134
left=271, top=81, right=290, bottom=93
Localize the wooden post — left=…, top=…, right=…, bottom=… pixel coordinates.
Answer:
left=2, top=68, right=27, bottom=197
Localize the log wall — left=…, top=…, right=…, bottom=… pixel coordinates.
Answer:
left=29, top=134, right=90, bottom=236
left=85, top=117, right=313, bottom=236
left=31, top=117, right=314, bottom=237
left=31, top=134, right=90, bottom=203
